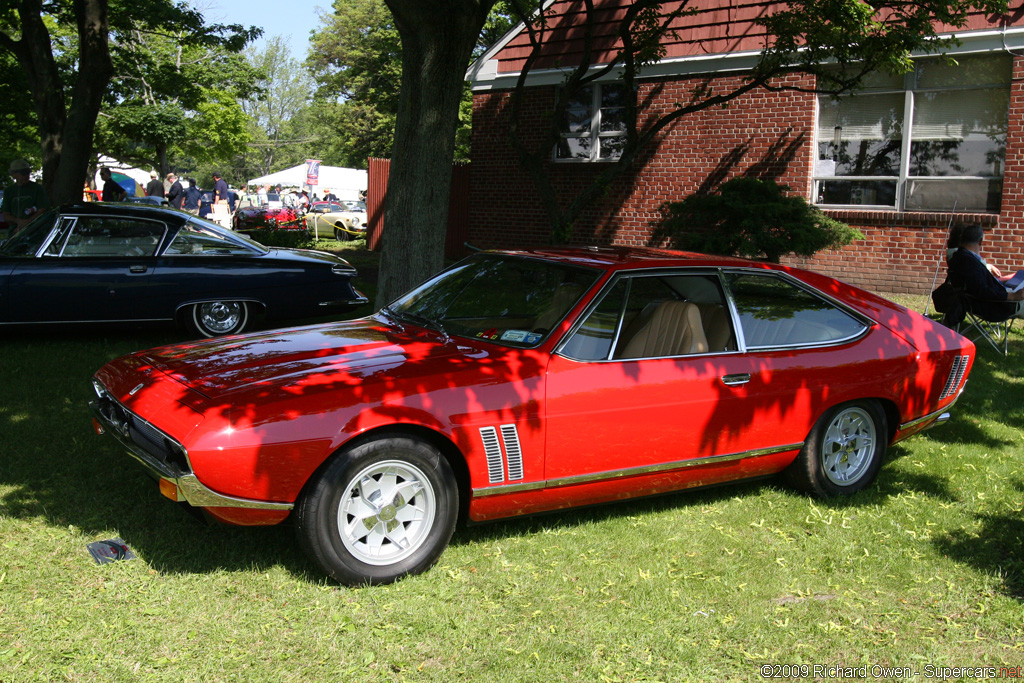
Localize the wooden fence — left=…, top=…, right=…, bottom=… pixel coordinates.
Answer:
left=367, top=158, right=470, bottom=260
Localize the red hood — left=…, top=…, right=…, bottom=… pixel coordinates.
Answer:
left=135, top=319, right=466, bottom=400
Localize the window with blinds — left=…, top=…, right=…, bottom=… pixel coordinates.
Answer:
left=814, top=54, right=1011, bottom=212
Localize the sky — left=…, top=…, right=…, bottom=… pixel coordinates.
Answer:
left=208, top=0, right=326, bottom=60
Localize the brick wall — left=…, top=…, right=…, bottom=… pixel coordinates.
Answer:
left=469, top=57, right=1024, bottom=295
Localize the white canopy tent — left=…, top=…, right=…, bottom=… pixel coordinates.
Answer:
left=247, top=164, right=368, bottom=201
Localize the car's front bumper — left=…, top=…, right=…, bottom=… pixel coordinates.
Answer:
left=89, top=382, right=293, bottom=513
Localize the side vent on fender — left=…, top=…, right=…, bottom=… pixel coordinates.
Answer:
left=500, top=424, right=524, bottom=481
left=479, top=424, right=526, bottom=484
left=940, top=355, right=970, bottom=400
left=480, top=427, right=505, bottom=484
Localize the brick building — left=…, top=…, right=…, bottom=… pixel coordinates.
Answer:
left=466, top=0, right=1024, bottom=295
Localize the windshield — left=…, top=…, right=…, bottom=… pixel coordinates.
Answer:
left=387, top=254, right=601, bottom=347
left=0, top=209, right=59, bottom=256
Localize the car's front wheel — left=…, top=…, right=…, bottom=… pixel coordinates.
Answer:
left=296, top=435, right=459, bottom=585
left=189, top=301, right=249, bottom=337
left=785, top=400, right=886, bottom=497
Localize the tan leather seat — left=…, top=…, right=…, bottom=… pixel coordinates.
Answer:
left=619, top=300, right=708, bottom=358
left=696, top=303, right=734, bottom=352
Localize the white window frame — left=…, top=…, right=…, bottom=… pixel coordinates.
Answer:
left=554, top=82, right=627, bottom=163
left=813, top=54, right=1010, bottom=213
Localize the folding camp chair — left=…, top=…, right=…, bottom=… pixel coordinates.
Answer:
left=933, top=281, right=1018, bottom=355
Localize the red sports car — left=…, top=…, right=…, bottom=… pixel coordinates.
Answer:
left=231, top=205, right=302, bottom=233
left=90, top=247, right=974, bottom=584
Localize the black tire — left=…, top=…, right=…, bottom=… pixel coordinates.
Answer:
left=295, top=436, right=459, bottom=585
left=334, top=226, right=348, bottom=242
left=785, top=400, right=887, bottom=497
left=189, top=301, right=249, bottom=337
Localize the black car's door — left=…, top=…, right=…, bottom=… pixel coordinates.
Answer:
left=8, top=214, right=169, bottom=323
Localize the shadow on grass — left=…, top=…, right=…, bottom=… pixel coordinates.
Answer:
left=0, top=322, right=351, bottom=581
left=932, top=479, right=1024, bottom=601
left=0, top=303, right=1016, bottom=585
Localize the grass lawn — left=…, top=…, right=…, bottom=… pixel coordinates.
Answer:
left=1, top=248, right=1022, bottom=682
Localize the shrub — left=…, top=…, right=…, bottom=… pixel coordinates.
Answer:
left=653, top=177, right=863, bottom=262
left=247, top=227, right=314, bottom=249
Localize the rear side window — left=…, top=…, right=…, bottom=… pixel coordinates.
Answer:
left=724, top=273, right=867, bottom=349
left=165, top=222, right=260, bottom=256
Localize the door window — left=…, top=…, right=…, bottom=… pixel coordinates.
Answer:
left=61, top=217, right=165, bottom=257
left=561, top=272, right=735, bottom=361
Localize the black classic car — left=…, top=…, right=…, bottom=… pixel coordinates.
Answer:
left=0, top=203, right=367, bottom=336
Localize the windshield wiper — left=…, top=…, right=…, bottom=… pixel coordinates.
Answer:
left=378, top=306, right=406, bottom=333
left=390, top=309, right=450, bottom=343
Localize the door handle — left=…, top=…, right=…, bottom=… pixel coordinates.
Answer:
left=129, top=265, right=147, bottom=273
left=721, top=373, right=751, bottom=386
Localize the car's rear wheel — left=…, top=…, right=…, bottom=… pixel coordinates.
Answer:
left=296, top=435, right=458, bottom=585
left=190, top=301, right=249, bottom=337
left=785, top=400, right=886, bottom=497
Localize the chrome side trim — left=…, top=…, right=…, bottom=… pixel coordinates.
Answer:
left=472, top=442, right=803, bottom=498
left=899, top=396, right=959, bottom=431
left=318, top=295, right=369, bottom=307
left=1, top=317, right=172, bottom=325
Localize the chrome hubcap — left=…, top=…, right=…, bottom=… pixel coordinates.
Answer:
left=198, top=301, right=243, bottom=335
left=338, top=460, right=436, bottom=566
left=821, top=407, right=876, bottom=485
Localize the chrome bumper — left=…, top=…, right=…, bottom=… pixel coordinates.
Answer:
left=89, top=392, right=292, bottom=512
left=898, top=395, right=959, bottom=432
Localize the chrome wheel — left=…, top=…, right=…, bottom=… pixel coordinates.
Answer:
left=785, top=400, right=886, bottom=497
left=820, top=406, right=876, bottom=486
left=337, top=459, right=437, bottom=566
left=296, top=436, right=458, bottom=584
left=192, top=301, right=248, bottom=337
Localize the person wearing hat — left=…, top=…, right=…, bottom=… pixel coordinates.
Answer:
left=165, top=172, right=183, bottom=209
left=146, top=170, right=165, bottom=198
left=1, top=159, right=49, bottom=234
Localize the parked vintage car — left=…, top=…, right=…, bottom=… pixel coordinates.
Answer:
left=231, top=203, right=303, bottom=234
left=305, top=201, right=367, bottom=241
left=90, top=247, right=974, bottom=584
left=1, top=202, right=366, bottom=336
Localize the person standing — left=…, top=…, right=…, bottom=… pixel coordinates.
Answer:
left=166, top=172, right=184, bottom=209
left=100, top=167, right=127, bottom=202
left=212, top=172, right=229, bottom=205
left=145, top=171, right=164, bottom=197
left=182, top=179, right=201, bottom=215
left=1, top=159, right=49, bottom=234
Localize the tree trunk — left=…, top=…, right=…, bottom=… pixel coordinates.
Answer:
left=4, top=0, right=112, bottom=204
left=375, top=0, right=495, bottom=307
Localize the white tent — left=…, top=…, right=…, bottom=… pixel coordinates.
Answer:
left=247, top=164, right=367, bottom=201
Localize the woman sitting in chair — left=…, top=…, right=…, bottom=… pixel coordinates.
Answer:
left=948, top=223, right=1024, bottom=321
